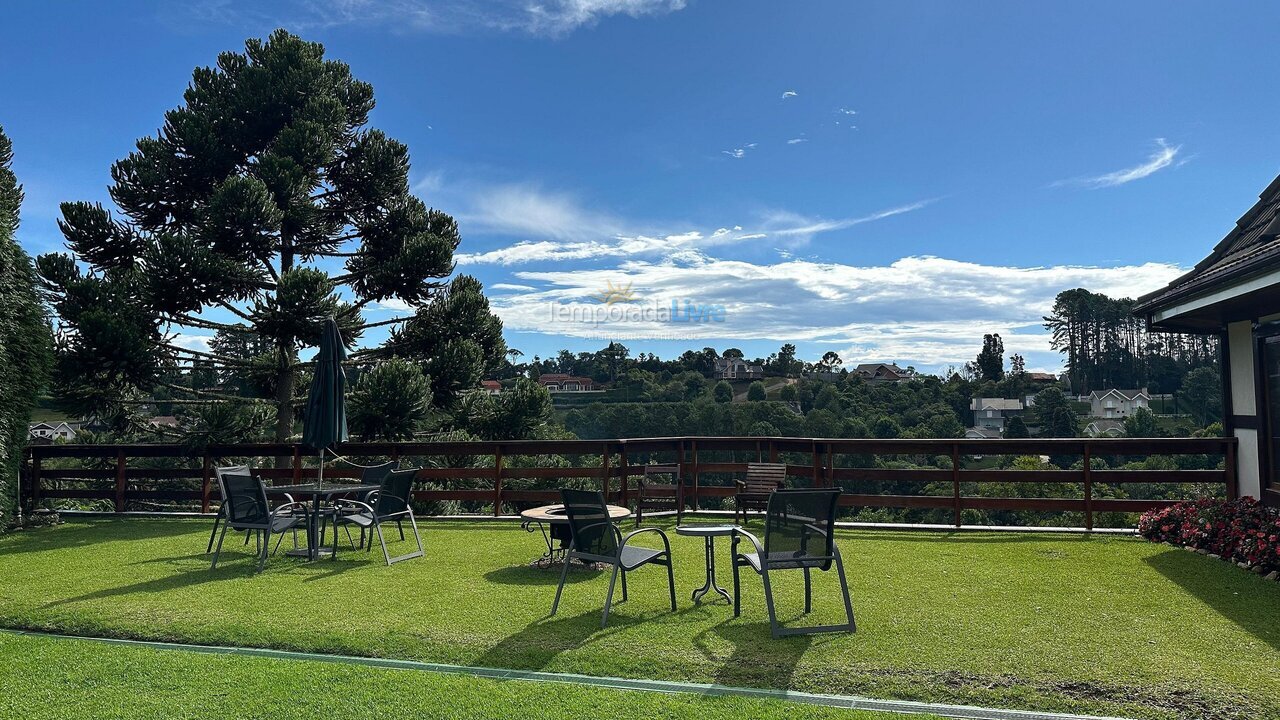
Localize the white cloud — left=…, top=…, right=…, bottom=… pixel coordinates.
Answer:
left=170, top=333, right=214, bottom=353
left=1054, top=138, right=1183, bottom=189
left=456, top=184, right=625, bottom=241
left=781, top=90, right=798, bottom=99
left=838, top=107, right=857, bottom=115
left=722, top=148, right=747, bottom=159
left=492, top=283, right=538, bottom=291
left=762, top=200, right=935, bottom=242
left=178, top=0, right=685, bottom=37
left=485, top=255, right=1184, bottom=365
left=786, top=138, right=808, bottom=145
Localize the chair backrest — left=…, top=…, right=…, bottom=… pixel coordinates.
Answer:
left=213, top=465, right=250, bottom=510
left=742, top=463, right=787, bottom=493
left=373, top=468, right=417, bottom=516
left=762, top=489, right=841, bottom=570
left=215, top=469, right=269, bottom=526
left=360, top=461, right=398, bottom=486
left=639, top=463, right=680, bottom=490
left=560, top=488, right=619, bottom=559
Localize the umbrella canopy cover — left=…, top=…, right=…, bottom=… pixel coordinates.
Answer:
left=302, top=318, right=349, bottom=451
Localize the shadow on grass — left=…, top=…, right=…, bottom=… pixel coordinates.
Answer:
left=471, top=609, right=639, bottom=671
left=0, top=519, right=200, bottom=557
left=484, top=564, right=602, bottom=586
left=693, top=620, right=812, bottom=689
left=1144, top=548, right=1280, bottom=652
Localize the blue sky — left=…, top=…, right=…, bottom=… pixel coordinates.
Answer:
left=5, top=1, right=1280, bottom=373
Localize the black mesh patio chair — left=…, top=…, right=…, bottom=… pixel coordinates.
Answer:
left=209, top=471, right=310, bottom=572
left=551, top=488, right=677, bottom=628
left=731, top=488, right=856, bottom=638
left=634, top=463, right=684, bottom=527
left=330, top=468, right=423, bottom=565
left=320, top=460, right=398, bottom=549
left=207, top=465, right=249, bottom=554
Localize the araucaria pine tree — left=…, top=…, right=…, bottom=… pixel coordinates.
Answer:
left=38, top=30, right=500, bottom=441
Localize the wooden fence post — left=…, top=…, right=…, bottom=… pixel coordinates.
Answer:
left=619, top=445, right=629, bottom=507
left=29, top=453, right=41, bottom=508
left=768, top=439, right=778, bottom=463
left=115, top=449, right=127, bottom=513
left=951, top=443, right=961, bottom=527
left=826, top=444, right=835, bottom=489
left=1083, top=442, right=1093, bottom=531
left=201, top=453, right=213, bottom=514
left=602, top=443, right=611, bottom=501
left=691, top=440, right=699, bottom=511
left=493, top=445, right=504, bottom=517
left=811, top=441, right=821, bottom=487
left=291, top=445, right=302, bottom=484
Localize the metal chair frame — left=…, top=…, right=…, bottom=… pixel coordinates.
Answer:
left=209, top=471, right=310, bottom=572
left=731, top=489, right=856, bottom=638
left=330, top=468, right=423, bottom=565
left=634, top=463, right=684, bottom=527
left=551, top=489, right=677, bottom=628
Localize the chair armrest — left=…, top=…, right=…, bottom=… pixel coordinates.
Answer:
left=334, top=499, right=375, bottom=515
left=619, top=526, right=671, bottom=554
left=731, top=527, right=764, bottom=557
left=734, top=479, right=747, bottom=490
left=269, top=501, right=309, bottom=519
left=283, top=493, right=297, bottom=504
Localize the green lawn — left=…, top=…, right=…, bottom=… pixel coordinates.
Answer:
left=0, top=519, right=1277, bottom=719
left=0, top=632, right=933, bottom=720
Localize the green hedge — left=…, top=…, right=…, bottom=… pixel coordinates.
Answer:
left=0, top=127, right=52, bottom=530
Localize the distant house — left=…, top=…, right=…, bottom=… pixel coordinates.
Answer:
left=802, top=369, right=843, bottom=382
left=28, top=421, right=76, bottom=444
left=970, top=398, right=1024, bottom=432
left=1086, top=389, right=1149, bottom=419
left=852, top=363, right=913, bottom=383
left=148, top=415, right=181, bottom=429
left=480, top=380, right=502, bottom=395
left=1026, top=372, right=1060, bottom=384
left=537, top=374, right=596, bottom=392
left=964, top=426, right=1001, bottom=440
left=713, top=358, right=764, bottom=381
left=1083, top=419, right=1125, bottom=438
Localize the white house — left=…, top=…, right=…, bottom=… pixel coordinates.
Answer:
left=537, top=374, right=596, bottom=392
left=964, top=426, right=1001, bottom=440
left=1086, top=389, right=1149, bottom=419
left=28, top=421, right=76, bottom=443
left=1134, top=172, right=1280, bottom=506
left=852, top=363, right=913, bottom=383
left=970, top=398, right=1023, bottom=432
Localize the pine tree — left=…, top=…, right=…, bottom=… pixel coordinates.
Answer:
left=36, top=31, right=495, bottom=442
left=0, top=127, right=53, bottom=528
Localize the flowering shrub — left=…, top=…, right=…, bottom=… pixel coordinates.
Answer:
left=1139, top=497, right=1280, bottom=573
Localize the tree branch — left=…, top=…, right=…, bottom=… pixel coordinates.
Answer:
left=161, top=313, right=248, bottom=333
left=165, top=344, right=255, bottom=367
left=355, top=316, right=410, bottom=331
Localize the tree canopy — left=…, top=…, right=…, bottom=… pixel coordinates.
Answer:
left=36, top=30, right=500, bottom=441
left=0, top=127, right=53, bottom=528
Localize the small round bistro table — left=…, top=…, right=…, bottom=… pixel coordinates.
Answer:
left=675, top=524, right=738, bottom=604
left=519, top=503, right=631, bottom=564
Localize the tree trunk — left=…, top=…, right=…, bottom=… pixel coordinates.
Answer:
left=274, top=346, right=296, bottom=467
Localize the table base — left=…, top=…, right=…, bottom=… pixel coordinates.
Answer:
left=693, top=535, right=732, bottom=604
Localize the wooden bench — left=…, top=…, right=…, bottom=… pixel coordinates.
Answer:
left=734, top=463, right=786, bottom=524
left=634, top=464, right=683, bottom=526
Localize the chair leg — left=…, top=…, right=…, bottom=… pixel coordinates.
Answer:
left=397, top=520, right=405, bottom=541
left=343, top=525, right=357, bottom=550
left=732, top=556, right=742, bottom=617
left=620, top=568, right=628, bottom=602
left=210, top=524, right=229, bottom=570
left=256, top=530, right=271, bottom=572
left=833, top=547, right=857, bottom=632
left=272, top=528, right=288, bottom=556
left=665, top=556, right=677, bottom=611
left=206, top=512, right=222, bottom=554
left=761, top=567, right=781, bottom=639
left=374, top=521, right=392, bottom=566
left=804, top=567, right=812, bottom=614
left=550, top=554, right=571, bottom=616
left=602, top=563, right=621, bottom=628
left=332, top=517, right=340, bottom=560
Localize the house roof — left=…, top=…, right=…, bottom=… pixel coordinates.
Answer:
left=1135, top=173, right=1280, bottom=321
left=537, top=374, right=593, bottom=383
left=1085, top=419, right=1125, bottom=436
left=1088, top=388, right=1148, bottom=401
left=481, top=380, right=501, bottom=389
left=971, top=398, right=1022, bottom=411
left=854, top=363, right=908, bottom=376
left=964, top=427, right=1001, bottom=439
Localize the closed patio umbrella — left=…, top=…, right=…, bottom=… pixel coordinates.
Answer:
left=302, top=317, right=349, bottom=489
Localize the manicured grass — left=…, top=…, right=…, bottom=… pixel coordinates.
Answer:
left=0, top=633, right=935, bottom=720
left=0, top=519, right=1277, bottom=719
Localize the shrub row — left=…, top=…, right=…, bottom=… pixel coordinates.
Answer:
left=1139, top=497, right=1280, bottom=574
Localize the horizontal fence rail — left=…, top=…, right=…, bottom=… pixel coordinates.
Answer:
left=21, top=436, right=1237, bottom=529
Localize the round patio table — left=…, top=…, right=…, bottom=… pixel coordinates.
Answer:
left=519, top=503, right=631, bottom=563
left=675, top=524, right=738, bottom=604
